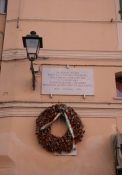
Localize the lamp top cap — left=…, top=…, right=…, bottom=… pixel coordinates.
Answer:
left=30, top=31, right=36, bottom=35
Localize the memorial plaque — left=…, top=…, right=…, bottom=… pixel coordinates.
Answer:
left=41, top=66, right=94, bottom=95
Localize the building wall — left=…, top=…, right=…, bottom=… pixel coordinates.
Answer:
left=0, top=14, right=6, bottom=63
left=4, top=0, right=118, bottom=50
left=0, top=0, right=122, bottom=175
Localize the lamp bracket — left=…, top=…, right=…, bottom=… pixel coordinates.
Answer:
left=30, top=61, right=35, bottom=90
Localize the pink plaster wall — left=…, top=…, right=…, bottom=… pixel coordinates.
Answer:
left=0, top=117, right=117, bottom=175
left=7, top=0, right=116, bottom=20
left=0, top=61, right=121, bottom=102
left=0, top=1, right=122, bottom=175
left=3, top=0, right=118, bottom=51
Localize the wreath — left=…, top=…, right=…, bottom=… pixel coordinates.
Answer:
left=36, top=104, right=85, bottom=153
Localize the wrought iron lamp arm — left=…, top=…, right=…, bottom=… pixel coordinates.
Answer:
left=30, top=61, right=35, bottom=90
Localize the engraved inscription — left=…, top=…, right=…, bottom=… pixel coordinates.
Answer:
left=41, top=66, right=94, bottom=95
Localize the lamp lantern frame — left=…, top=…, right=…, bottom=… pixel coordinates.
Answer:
left=22, top=31, right=43, bottom=90
left=22, top=31, right=43, bottom=61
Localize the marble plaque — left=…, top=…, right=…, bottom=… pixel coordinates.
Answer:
left=41, top=66, right=94, bottom=95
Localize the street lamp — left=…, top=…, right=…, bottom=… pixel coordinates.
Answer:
left=22, top=31, right=43, bottom=90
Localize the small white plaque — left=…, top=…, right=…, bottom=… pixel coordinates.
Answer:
left=41, top=66, right=94, bottom=95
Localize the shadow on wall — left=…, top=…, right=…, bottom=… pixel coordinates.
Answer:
left=0, top=155, right=15, bottom=175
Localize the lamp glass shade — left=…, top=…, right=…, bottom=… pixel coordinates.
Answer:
left=26, top=38, right=40, bottom=54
